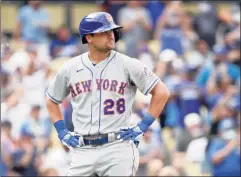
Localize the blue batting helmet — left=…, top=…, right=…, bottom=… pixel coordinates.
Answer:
left=79, top=12, right=123, bottom=44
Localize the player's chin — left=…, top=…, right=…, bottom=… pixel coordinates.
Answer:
left=107, top=41, right=115, bottom=49
left=106, top=45, right=115, bottom=51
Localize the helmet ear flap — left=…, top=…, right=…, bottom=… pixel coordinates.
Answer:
left=113, top=29, right=120, bottom=43
left=82, top=33, right=94, bottom=44
left=82, top=35, right=88, bottom=44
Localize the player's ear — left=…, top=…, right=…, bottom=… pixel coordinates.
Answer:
left=85, top=34, right=93, bottom=44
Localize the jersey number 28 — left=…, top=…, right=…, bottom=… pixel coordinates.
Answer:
left=104, top=98, right=125, bottom=115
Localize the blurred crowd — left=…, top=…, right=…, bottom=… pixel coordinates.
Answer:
left=1, top=1, right=240, bottom=176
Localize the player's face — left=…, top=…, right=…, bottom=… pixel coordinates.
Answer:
left=89, top=30, right=115, bottom=52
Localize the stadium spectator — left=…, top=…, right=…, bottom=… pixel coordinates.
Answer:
left=1, top=121, right=20, bottom=176
left=216, top=7, right=236, bottom=46
left=185, top=40, right=213, bottom=71
left=144, top=1, right=167, bottom=31
left=11, top=129, right=39, bottom=176
left=184, top=113, right=208, bottom=163
left=20, top=104, right=52, bottom=153
left=118, top=1, right=152, bottom=58
left=181, top=11, right=199, bottom=53
left=1, top=156, right=7, bottom=176
left=20, top=46, right=49, bottom=107
left=206, top=118, right=240, bottom=176
left=137, top=128, right=163, bottom=176
left=193, top=2, right=218, bottom=49
left=167, top=64, right=208, bottom=158
left=155, top=1, right=185, bottom=56
left=15, top=1, right=50, bottom=44
left=49, top=25, right=80, bottom=58
left=174, top=66, right=206, bottom=127
left=223, top=10, right=240, bottom=51
left=158, top=50, right=182, bottom=128
left=196, top=44, right=240, bottom=88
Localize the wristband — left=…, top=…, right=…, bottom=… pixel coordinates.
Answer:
left=54, top=120, right=65, bottom=134
left=142, top=112, right=155, bottom=126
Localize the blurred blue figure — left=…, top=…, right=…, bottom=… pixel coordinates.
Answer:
left=20, top=104, right=52, bottom=139
left=155, top=2, right=184, bottom=56
left=174, top=67, right=206, bottom=128
left=195, top=44, right=227, bottom=87
left=196, top=44, right=240, bottom=87
left=16, top=1, right=50, bottom=43
left=207, top=119, right=240, bottom=176
left=12, top=130, right=38, bottom=176
left=165, top=63, right=207, bottom=153
left=163, top=69, right=182, bottom=127
left=193, top=2, right=218, bottom=49
left=160, top=27, right=184, bottom=56
left=1, top=156, right=7, bottom=176
left=20, top=104, right=52, bottom=155
left=50, top=25, right=79, bottom=58
left=204, top=73, right=227, bottom=113
left=117, top=1, right=152, bottom=58
left=145, top=1, right=166, bottom=30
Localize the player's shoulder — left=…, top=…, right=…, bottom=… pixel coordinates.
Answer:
left=59, top=53, right=85, bottom=71
left=114, top=51, right=131, bottom=60
left=114, top=51, right=145, bottom=69
left=114, top=51, right=138, bottom=63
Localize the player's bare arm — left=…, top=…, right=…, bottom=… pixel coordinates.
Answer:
left=45, top=97, right=64, bottom=123
left=45, top=96, right=79, bottom=150
left=148, top=80, right=170, bottom=118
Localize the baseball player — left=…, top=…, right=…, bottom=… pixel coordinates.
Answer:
left=45, top=12, right=170, bottom=176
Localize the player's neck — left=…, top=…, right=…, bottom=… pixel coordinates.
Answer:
left=88, top=50, right=111, bottom=64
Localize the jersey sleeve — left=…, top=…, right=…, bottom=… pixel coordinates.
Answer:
left=124, top=58, right=160, bottom=95
left=46, top=65, right=69, bottom=104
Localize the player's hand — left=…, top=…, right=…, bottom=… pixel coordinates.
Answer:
left=118, top=113, right=156, bottom=142
left=54, top=120, right=80, bottom=150
left=118, top=122, right=149, bottom=141
left=58, top=129, right=80, bottom=150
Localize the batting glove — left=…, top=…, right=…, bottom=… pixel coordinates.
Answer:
left=118, top=113, right=155, bottom=141
left=54, top=120, right=79, bottom=150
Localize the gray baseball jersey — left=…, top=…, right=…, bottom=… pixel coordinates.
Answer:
left=46, top=50, right=159, bottom=136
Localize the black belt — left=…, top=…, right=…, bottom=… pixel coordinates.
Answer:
left=77, top=133, right=119, bottom=146
left=76, top=132, right=139, bottom=147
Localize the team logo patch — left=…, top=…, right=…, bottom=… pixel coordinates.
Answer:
left=106, top=14, right=113, bottom=23
left=142, top=66, right=153, bottom=77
